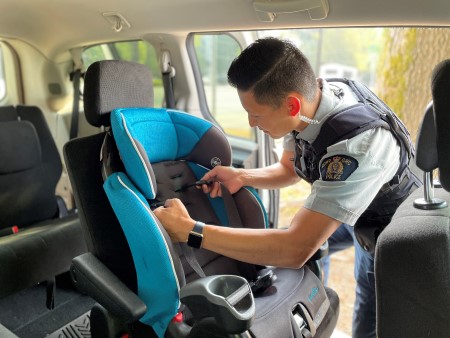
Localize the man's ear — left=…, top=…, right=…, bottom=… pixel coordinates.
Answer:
left=287, top=96, right=301, bottom=117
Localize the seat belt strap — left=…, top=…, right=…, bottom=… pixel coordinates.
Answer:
left=69, top=68, right=81, bottom=139
left=46, top=277, right=56, bottom=310
left=220, top=184, right=260, bottom=282
left=219, top=184, right=243, bottom=228
left=160, top=50, right=176, bottom=109
left=69, top=48, right=83, bottom=139
left=162, top=71, right=176, bottom=109
left=180, top=243, right=206, bottom=278
left=174, top=184, right=242, bottom=280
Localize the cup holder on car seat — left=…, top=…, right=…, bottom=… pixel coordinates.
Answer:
left=180, top=275, right=255, bottom=335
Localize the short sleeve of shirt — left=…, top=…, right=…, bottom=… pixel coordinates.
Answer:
left=303, top=127, right=401, bottom=226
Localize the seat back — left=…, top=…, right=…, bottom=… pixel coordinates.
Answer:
left=65, top=60, right=156, bottom=290
left=375, top=60, right=450, bottom=337
left=0, top=106, right=62, bottom=227
left=0, top=105, right=86, bottom=300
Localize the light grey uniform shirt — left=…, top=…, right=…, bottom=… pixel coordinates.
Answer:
left=283, top=79, right=401, bottom=226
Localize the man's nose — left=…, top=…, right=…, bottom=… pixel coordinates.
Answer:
left=248, top=115, right=257, bottom=127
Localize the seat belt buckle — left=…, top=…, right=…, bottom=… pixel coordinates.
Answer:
left=0, top=225, right=19, bottom=237
left=175, top=180, right=213, bottom=192
left=250, top=269, right=275, bottom=294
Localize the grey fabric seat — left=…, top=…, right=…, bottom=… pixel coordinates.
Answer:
left=0, top=105, right=86, bottom=300
left=375, top=60, right=450, bottom=337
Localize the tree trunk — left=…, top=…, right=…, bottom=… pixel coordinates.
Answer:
left=375, top=28, right=450, bottom=141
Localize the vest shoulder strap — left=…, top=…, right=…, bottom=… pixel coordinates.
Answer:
left=311, top=103, right=389, bottom=156
left=326, top=78, right=415, bottom=160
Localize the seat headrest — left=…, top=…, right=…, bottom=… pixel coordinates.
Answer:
left=0, top=121, right=41, bottom=174
left=84, top=60, right=154, bottom=128
left=110, top=108, right=232, bottom=199
left=431, top=59, right=450, bottom=191
left=415, top=102, right=438, bottom=172
left=0, top=105, right=18, bottom=121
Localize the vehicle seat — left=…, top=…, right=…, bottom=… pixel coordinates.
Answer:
left=65, top=60, right=340, bottom=338
left=0, top=105, right=87, bottom=302
left=375, top=59, right=450, bottom=337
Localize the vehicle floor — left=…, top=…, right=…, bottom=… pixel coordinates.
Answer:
left=0, top=273, right=95, bottom=338
left=0, top=269, right=352, bottom=338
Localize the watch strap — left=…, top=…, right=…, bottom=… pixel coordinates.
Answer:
left=192, top=221, right=205, bottom=235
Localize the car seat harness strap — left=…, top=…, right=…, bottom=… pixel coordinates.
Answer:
left=180, top=244, right=206, bottom=278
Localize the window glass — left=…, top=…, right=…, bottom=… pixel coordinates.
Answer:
left=193, top=34, right=254, bottom=140
left=256, top=28, right=382, bottom=89
left=256, top=27, right=450, bottom=140
left=82, top=41, right=163, bottom=107
left=0, top=44, right=6, bottom=101
left=193, top=28, right=446, bottom=147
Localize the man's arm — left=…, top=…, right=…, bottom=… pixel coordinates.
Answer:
left=241, top=149, right=300, bottom=189
left=154, top=199, right=340, bottom=269
left=202, top=149, right=300, bottom=197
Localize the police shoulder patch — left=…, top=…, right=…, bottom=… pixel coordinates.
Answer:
left=320, top=155, right=359, bottom=181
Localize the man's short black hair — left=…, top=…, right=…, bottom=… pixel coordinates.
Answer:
left=227, top=37, right=317, bottom=107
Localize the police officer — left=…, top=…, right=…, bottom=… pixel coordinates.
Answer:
left=154, top=37, right=421, bottom=338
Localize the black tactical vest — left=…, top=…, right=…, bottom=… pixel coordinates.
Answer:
left=293, top=79, right=422, bottom=252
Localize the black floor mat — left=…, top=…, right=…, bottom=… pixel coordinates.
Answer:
left=0, top=273, right=95, bottom=338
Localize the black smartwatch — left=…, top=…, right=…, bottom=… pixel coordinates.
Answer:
left=187, top=221, right=205, bottom=249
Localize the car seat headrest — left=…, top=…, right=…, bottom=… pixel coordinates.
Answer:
left=430, top=59, right=450, bottom=191
left=0, top=121, right=41, bottom=174
left=415, top=102, right=438, bottom=173
left=84, top=60, right=154, bottom=128
left=110, top=108, right=232, bottom=199
left=0, top=106, right=19, bottom=121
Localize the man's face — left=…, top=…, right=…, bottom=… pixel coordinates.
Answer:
left=238, top=90, right=297, bottom=139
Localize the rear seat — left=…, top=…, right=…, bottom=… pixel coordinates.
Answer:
left=0, top=105, right=86, bottom=302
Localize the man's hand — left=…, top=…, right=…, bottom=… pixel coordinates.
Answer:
left=154, top=199, right=195, bottom=242
left=200, top=166, right=245, bottom=197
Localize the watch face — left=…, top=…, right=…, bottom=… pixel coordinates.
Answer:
left=188, top=232, right=203, bottom=249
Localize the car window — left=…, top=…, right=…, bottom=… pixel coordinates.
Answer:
left=256, top=27, right=450, bottom=142
left=192, top=27, right=447, bottom=150
left=256, top=28, right=382, bottom=87
left=82, top=41, right=163, bottom=107
left=192, top=34, right=255, bottom=141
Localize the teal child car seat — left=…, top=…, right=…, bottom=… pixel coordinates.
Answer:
left=104, top=106, right=269, bottom=336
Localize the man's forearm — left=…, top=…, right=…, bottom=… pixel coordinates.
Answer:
left=199, top=208, right=340, bottom=269
left=201, top=225, right=309, bottom=268
left=241, top=163, right=299, bottom=190
left=240, top=150, right=300, bottom=189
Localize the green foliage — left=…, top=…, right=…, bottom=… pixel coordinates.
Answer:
left=81, top=46, right=105, bottom=70
left=82, top=40, right=161, bottom=82
left=260, top=28, right=384, bottom=84
left=377, top=28, right=417, bottom=118
left=81, top=40, right=164, bottom=107
left=194, top=34, right=241, bottom=84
